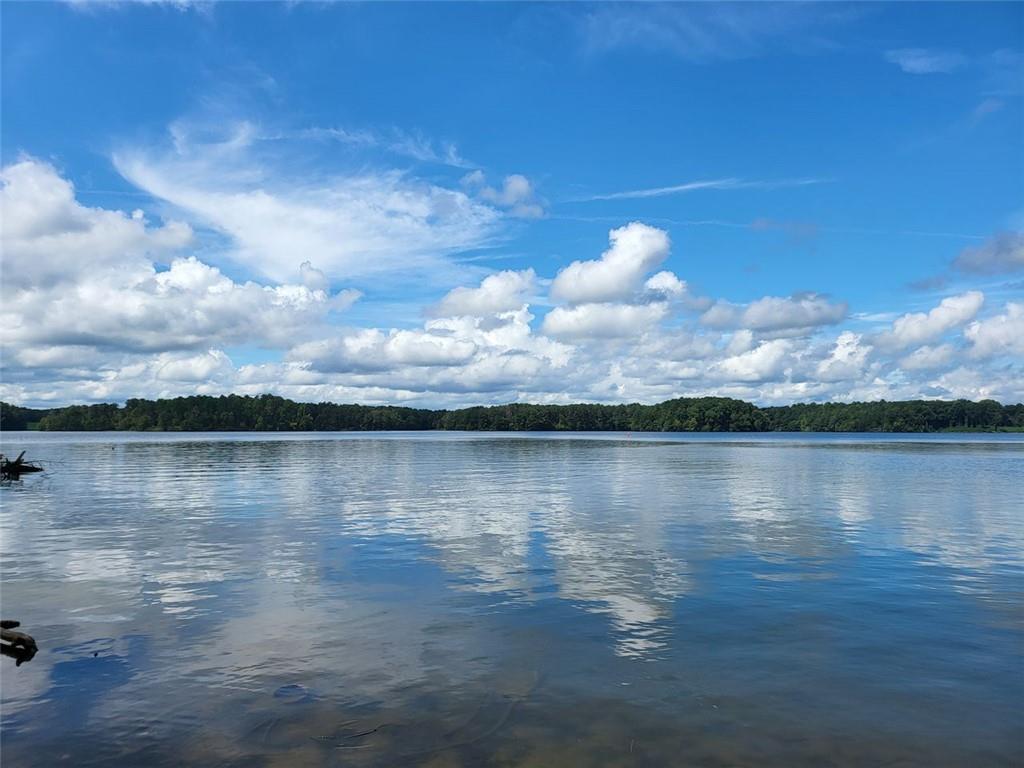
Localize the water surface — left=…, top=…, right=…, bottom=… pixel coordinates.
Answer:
left=2, top=432, right=1022, bottom=766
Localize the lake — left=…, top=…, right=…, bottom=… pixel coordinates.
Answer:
left=1, top=432, right=1022, bottom=767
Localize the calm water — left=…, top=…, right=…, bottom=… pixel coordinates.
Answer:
left=1, top=432, right=1022, bottom=767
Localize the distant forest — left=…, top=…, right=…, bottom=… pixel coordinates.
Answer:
left=2, top=395, right=1023, bottom=433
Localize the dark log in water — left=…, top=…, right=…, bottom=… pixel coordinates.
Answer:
left=1, top=620, right=38, bottom=666
left=1, top=451, right=44, bottom=477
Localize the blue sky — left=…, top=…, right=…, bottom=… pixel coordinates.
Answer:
left=1, top=2, right=1022, bottom=407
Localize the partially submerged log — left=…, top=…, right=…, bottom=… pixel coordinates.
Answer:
left=0, top=451, right=44, bottom=478
left=1, top=620, right=38, bottom=666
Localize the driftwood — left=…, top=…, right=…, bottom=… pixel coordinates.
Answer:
left=1, top=620, right=38, bottom=666
left=0, top=451, right=44, bottom=478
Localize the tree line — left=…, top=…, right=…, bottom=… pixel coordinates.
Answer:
left=2, top=394, right=1022, bottom=432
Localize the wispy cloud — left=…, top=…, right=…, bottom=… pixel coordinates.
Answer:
left=112, top=121, right=501, bottom=286
left=570, top=177, right=828, bottom=203
left=579, top=4, right=853, bottom=62
left=290, top=125, right=474, bottom=168
left=884, top=48, right=967, bottom=75
left=65, top=0, right=210, bottom=13
left=970, top=97, right=1005, bottom=126
left=167, top=119, right=474, bottom=169
left=982, top=49, right=1024, bottom=96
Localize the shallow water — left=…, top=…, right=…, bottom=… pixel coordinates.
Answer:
left=1, top=432, right=1022, bottom=767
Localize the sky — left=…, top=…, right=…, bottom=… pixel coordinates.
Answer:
left=1, top=1, right=1022, bottom=408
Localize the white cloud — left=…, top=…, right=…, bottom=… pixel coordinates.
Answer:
left=298, top=260, right=329, bottom=291
left=699, top=302, right=741, bottom=329
left=713, top=339, right=793, bottom=382
left=0, top=158, right=192, bottom=290
left=296, top=125, right=471, bottom=168
left=725, top=329, right=755, bottom=356
left=112, top=123, right=502, bottom=284
left=964, top=302, right=1024, bottom=359
left=878, top=291, right=984, bottom=350
left=2, top=155, right=1018, bottom=409
left=885, top=48, right=968, bottom=75
left=899, top=344, right=956, bottom=372
left=550, top=222, right=671, bottom=304
left=289, top=307, right=573, bottom=395
left=817, top=331, right=872, bottom=382
left=156, top=349, right=234, bottom=382
left=701, top=293, right=846, bottom=333
left=7, top=282, right=1021, bottom=406
left=0, top=159, right=359, bottom=372
left=542, top=302, right=668, bottom=340
left=427, top=310, right=572, bottom=368
left=932, top=365, right=1024, bottom=403
left=461, top=171, right=545, bottom=218
left=431, top=269, right=537, bottom=317
left=577, top=177, right=826, bottom=202
left=953, top=231, right=1024, bottom=275
left=640, top=270, right=709, bottom=310
left=741, top=294, right=847, bottom=332
left=1, top=256, right=344, bottom=354
left=291, top=328, right=478, bottom=373
left=643, top=270, right=685, bottom=297
left=65, top=0, right=202, bottom=11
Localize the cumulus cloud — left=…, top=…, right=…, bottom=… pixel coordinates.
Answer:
left=156, top=349, right=234, bottom=382
left=643, top=271, right=686, bottom=297
left=292, top=328, right=478, bottom=373
left=816, top=331, right=872, bottom=382
left=291, top=307, right=573, bottom=394
left=298, top=261, right=329, bottom=291
left=1, top=256, right=345, bottom=354
left=540, top=224, right=693, bottom=340
left=932, top=365, right=1022, bottom=403
left=430, top=269, right=537, bottom=317
left=0, top=158, right=192, bottom=289
left=542, top=302, right=669, bottom=340
left=877, top=291, right=984, bottom=350
left=964, top=302, right=1024, bottom=359
left=7, top=285, right=1023, bottom=407
left=0, top=159, right=359, bottom=373
left=3, top=155, right=1020, bottom=408
left=885, top=48, right=967, bottom=74
left=741, top=294, right=847, bottom=332
left=953, top=231, right=1024, bottom=275
left=701, top=293, right=846, bottom=334
left=713, top=339, right=793, bottom=382
left=461, top=171, right=545, bottom=219
left=899, top=344, right=956, bottom=372
left=551, top=222, right=671, bottom=304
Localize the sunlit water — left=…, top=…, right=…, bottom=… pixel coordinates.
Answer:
left=1, top=432, right=1022, bottom=767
